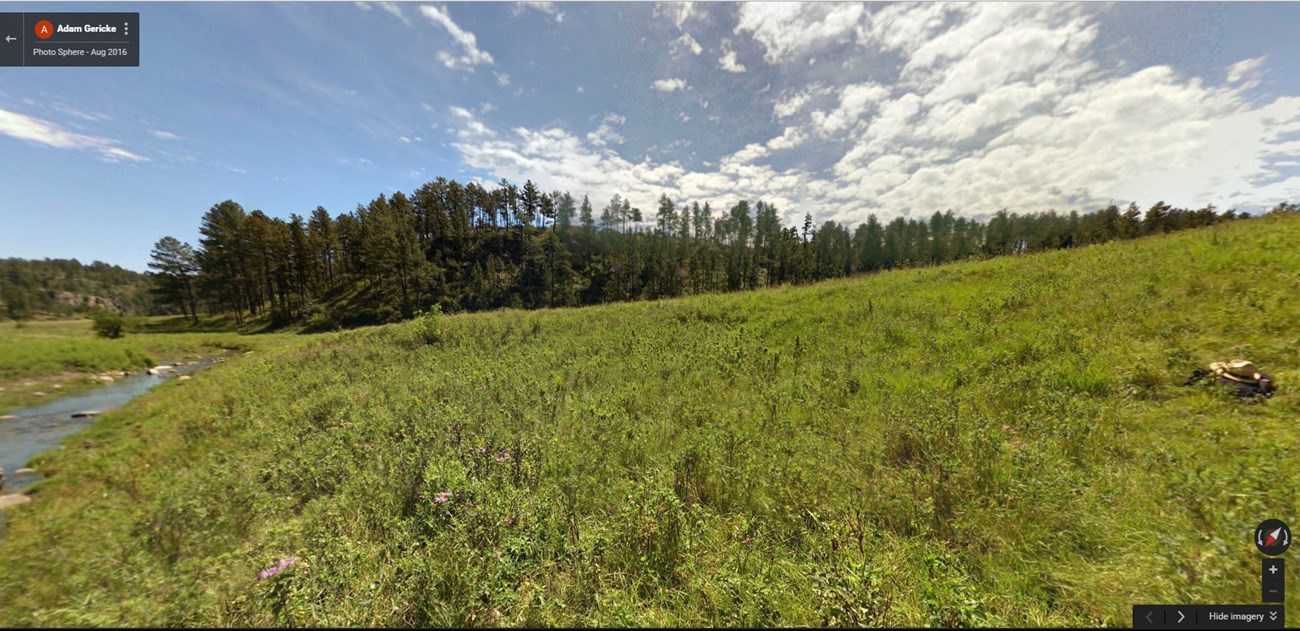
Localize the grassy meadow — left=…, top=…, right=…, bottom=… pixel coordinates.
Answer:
left=0, top=318, right=288, bottom=415
left=0, top=215, right=1297, bottom=626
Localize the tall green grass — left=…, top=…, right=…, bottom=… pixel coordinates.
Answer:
left=0, top=216, right=1296, bottom=626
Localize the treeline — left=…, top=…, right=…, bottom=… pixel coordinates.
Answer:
left=1, top=258, right=157, bottom=320
left=147, top=179, right=1294, bottom=329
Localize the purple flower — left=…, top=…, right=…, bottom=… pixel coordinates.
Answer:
left=506, top=517, right=517, bottom=527
left=433, top=491, right=454, bottom=504
left=258, top=556, right=299, bottom=580
left=495, top=452, right=511, bottom=462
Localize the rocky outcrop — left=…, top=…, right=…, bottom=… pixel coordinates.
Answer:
left=47, top=290, right=121, bottom=313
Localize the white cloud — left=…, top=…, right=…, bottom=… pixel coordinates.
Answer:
left=809, top=81, right=890, bottom=136
left=480, top=102, right=497, bottom=113
left=652, top=78, right=688, bottom=92
left=494, top=71, right=511, bottom=87
left=587, top=113, right=626, bottom=146
left=437, top=2, right=1300, bottom=229
left=419, top=4, right=494, bottom=70
left=576, top=85, right=585, bottom=94
left=655, top=1, right=697, bottom=30
left=49, top=103, right=111, bottom=122
left=718, top=38, right=747, bottom=73
left=447, top=106, right=809, bottom=227
left=766, top=126, right=805, bottom=151
left=735, top=2, right=865, bottom=64
left=1227, top=55, right=1266, bottom=86
left=773, top=87, right=826, bottom=119
left=671, top=32, right=703, bottom=56
left=151, top=129, right=181, bottom=140
left=513, top=1, right=564, bottom=23
left=376, top=2, right=412, bottom=27
left=0, top=108, right=147, bottom=162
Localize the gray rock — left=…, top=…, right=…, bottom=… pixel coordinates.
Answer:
left=14, top=468, right=36, bottom=475
left=71, top=410, right=102, bottom=418
left=0, top=415, right=17, bottom=421
left=0, top=494, right=32, bottom=511
left=146, top=368, right=160, bottom=376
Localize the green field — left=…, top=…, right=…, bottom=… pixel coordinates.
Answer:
left=0, top=216, right=1297, bottom=626
left=0, top=318, right=290, bottom=415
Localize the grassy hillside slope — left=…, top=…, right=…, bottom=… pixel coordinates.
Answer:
left=1, top=216, right=1297, bottom=626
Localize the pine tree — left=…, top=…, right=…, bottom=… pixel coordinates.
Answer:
left=579, top=195, right=595, bottom=232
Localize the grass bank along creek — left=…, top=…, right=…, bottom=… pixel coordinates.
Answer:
left=0, top=357, right=224, bottom=521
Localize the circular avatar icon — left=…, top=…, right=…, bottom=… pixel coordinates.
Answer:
left=1255, top=519, right=1291, bottom=556
left=34, top=20, right=55, bottom=40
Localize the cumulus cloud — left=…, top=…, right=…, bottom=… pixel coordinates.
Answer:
left=766, top=126, right=805, bottom=151
left=772, top=86, right=829, bottom=119
left=652, top=78, right=688, bottom=92
left=671, top=32, right=703, bottom=56
left=809, top=81, right=890, bottom=136
left=447, top=105, right=809, bottom=225
left=587, top=113, right=626, bottom=146
left=420, top=4, right=494, bottom=70
left=717, top=38, right=747, bottom=73
left=654, top=1, right=698, bottom=30
left=735, top=2, right=865, bottom=64
left=0, top=108, right=147, bottom=162
left=513, top=1, right=564, bottom=23
left=440, top=2, right=1300, bottom=230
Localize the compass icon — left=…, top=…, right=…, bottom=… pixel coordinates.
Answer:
left=1255, top=519, right=1291, bottom=556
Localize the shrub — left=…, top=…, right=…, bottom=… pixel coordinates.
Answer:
left=414, top=305, right=446, bottom=345
left=91, top=310, right=126, bottom=339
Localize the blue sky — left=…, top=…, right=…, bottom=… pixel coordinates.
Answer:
left=2, top=1, right=1299, bottom=272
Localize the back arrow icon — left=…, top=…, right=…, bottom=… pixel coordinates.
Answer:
left=1145, top=611, right=1155, bottom=624
left=4, top=35, right=15, bottom=43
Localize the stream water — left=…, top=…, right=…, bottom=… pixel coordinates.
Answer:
left=0, top=357, right=220, bottom=496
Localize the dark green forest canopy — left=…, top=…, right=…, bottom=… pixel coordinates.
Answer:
left=143, top=181, right=1299, bottom=330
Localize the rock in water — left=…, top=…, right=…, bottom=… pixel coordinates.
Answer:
left=71, top=410, right=102, bottom=418
left=146, top=368, right=160, bottom=376
left=0, top=494, right=32, bottom=511
left=0, top=415, right=17, bottom=421
left=14, top=468, right=36, bottom=475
